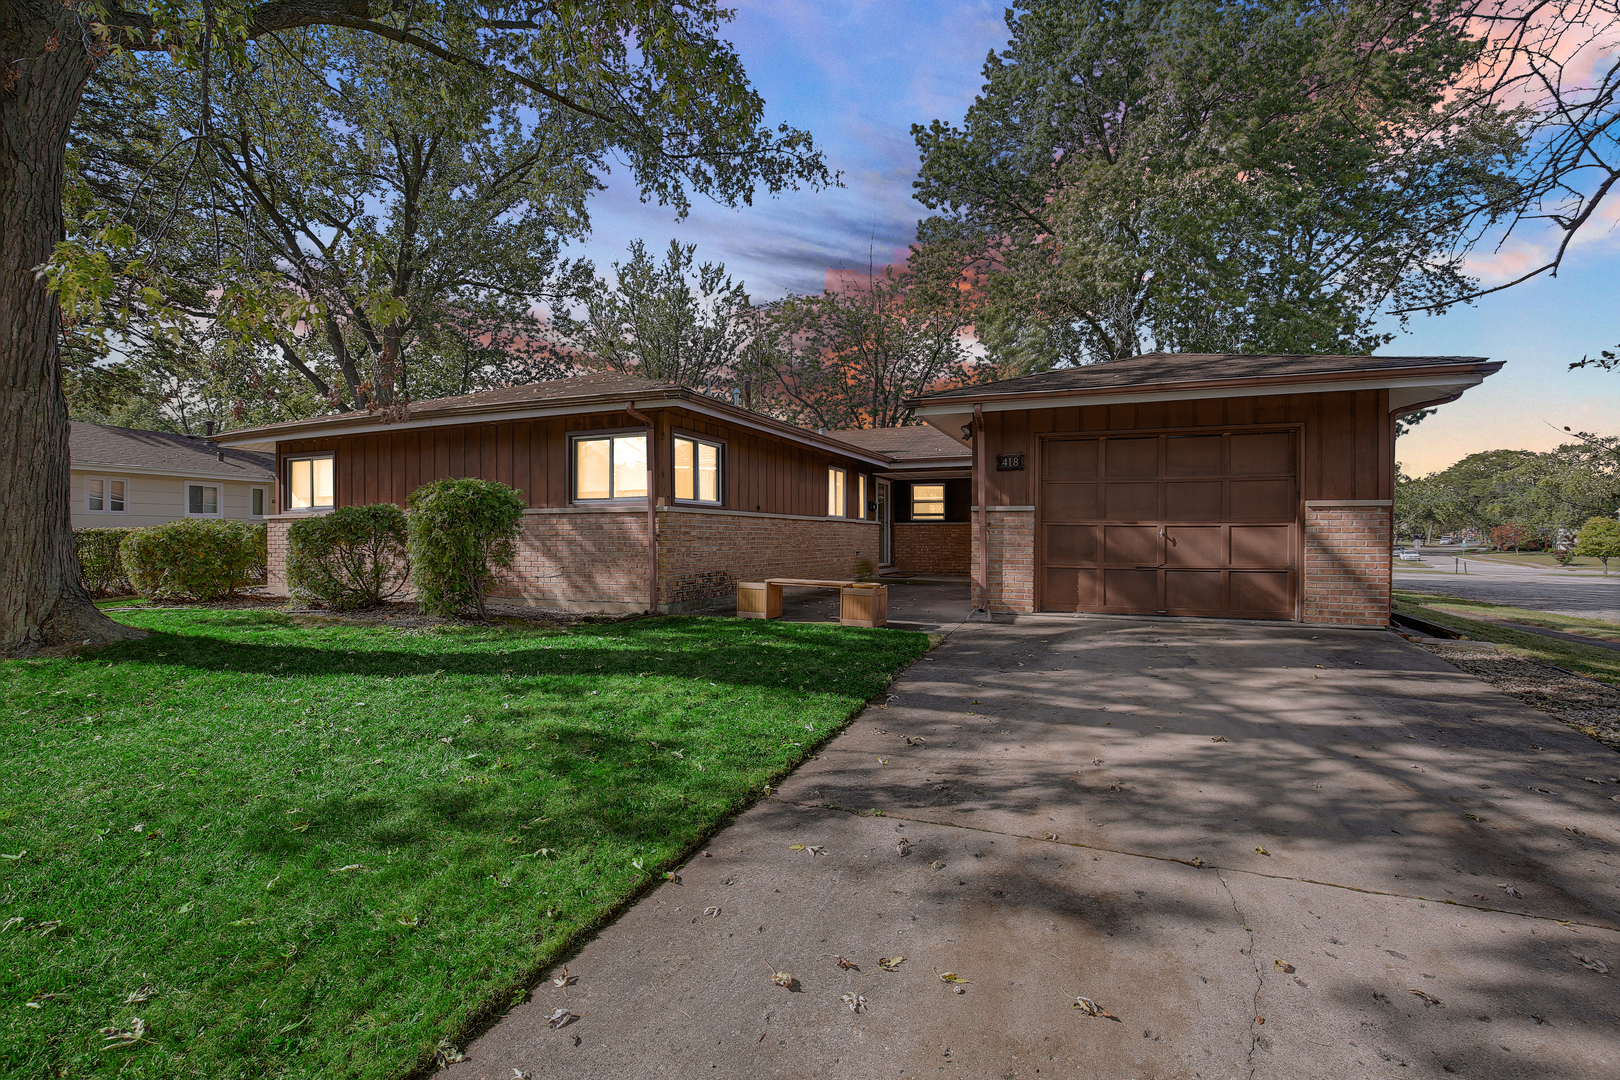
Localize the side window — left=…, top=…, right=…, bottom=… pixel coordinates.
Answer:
left=828, top=467, right=848, bottom=517
left=912, top=483, right=946, bottom=521
left=187, top=484, right=220, bottom=517
left=287, top=456, right=334, bottom=509
left=87, top=477, right=127, bottom=513
left=673, top=435, right=722, bottom=503
left=573, top=434, right=648, bottom=501
left=250, top=487, right=266, bottom=517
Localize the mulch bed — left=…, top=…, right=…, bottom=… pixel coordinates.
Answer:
left=1420, top=640, right=1620, bottom=754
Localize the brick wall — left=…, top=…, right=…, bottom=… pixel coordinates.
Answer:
left=969, top=508, right=1035, bottom=613
left=262, top=512, right=320, bottom=595
left=891, top=522, right=970, bottom=574
left=1302, top=504, right=1391, bottom=626
left=658, top=509, right=879, bottom=613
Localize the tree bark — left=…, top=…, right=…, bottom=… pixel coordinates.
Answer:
left=2, top=6, right=146, bottom=653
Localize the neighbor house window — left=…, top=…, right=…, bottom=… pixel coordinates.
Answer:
left=187, top=483, right=221, bottom=517
left=250, top=487, right=267, bottom=517
left=573, top=433, right=647, bottom=501
left=673, top=434, right=721, bottom=503
left=86, top=477, right=127, bottom=514
left=828, top=467, right=848, bottom=517
left=287, top=455, right=334, bottom=510
left=912, top=483, right=946, bottom=521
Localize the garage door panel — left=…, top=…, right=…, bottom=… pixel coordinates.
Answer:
left=1103, top=525, right=1160, bottom=566
left=1230, top=479, right=1294, bottom=520
left=1044, top=482, right=1098, bottom=521
left=1230, top=431, right=1294, bottom=474
left=1045, top=439, right=1099, bottom=480
left=1165, top=480, right=1223, bottom=521
left=1165, top=435, right=1223, bottom=476
left=1165, top=570, right=1223, bottom=611
left=1230, top=525, right=1292, bottom=567
left=1104, top=569, right=1159, bottom=610
left=1164, top=526, right=1225, bottom=567
left=1042, top=567, right=1079, bottom=610
left=1043, top=524, right=1100, bottom=565
left=1230, top=571, right=1293, bottom=615
left=1104, top=482, right=1159, bottom=520
left=1105, top=438, right=1159, bottom=477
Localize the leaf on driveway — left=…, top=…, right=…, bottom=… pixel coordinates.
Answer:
left=1188, top=857, right=1205, bottom=868
left=704, top=906, right=721, bottom=917
left=1572, top=953, right=1610, bottom=975
left=1253, top=847, right=1270, bottom=856
left=771, top=970, right=795, bottom=989
left=1273, top=960, right=1295, bottom=973
left=1072, top=996, right=1120, bottom=1020
left=789, top=843, right=805, bottom=851
left=929, top=860, right=946, bottom=871
left=1408, top=989, right=1443, bottom=1007
left=1210, top=736, right=1227, bottom=743
left=544, top=1008, right=575, bottom=1029
left=840, top=992, right=867, bottom=1013
left=896, top=838, right=912, bottom=856
left=806, top=845, right=827, bottom=857
left=1497, top=883, right=1524, bottom=898
left=940, top=972, right=969, bottom=984
left=552, top=966, right=576, bottom=987
left=878, top=956, right=904, bottom=971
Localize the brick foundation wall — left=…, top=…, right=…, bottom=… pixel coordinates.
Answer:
left=658, top=509, right=879, bottom=612
left=1302, top=505, right=1391, bottom=627
left=970, top=508, right=1035, bottom=613
left=891, top=522, right=970, bottom=574
left=485, top=509, right=649, bottom=610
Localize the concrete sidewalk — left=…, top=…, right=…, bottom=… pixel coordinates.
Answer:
left=442, top=612, right=1620, bottom=1080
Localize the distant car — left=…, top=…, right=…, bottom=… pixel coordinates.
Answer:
left=1396, top=550, right=1425, bottom=561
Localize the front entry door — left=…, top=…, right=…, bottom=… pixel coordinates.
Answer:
left=876, top=479, right=892, bottom=566
left=1037, top=431, right=1299, bottom=619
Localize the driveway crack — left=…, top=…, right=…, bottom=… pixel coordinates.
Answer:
left=1219, top=871, right=1265, bottom=1078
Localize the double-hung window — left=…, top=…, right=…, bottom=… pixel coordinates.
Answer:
left=250, top=487, right=267, bottom=517
left=187, top=483, right=221, bottom=517
left=912, top=483, right=946, bottom=521
left=287, top=455, right=334, bottom=510
left=673, top=435, right=722, bottom=503
left=86, top=476, right=127, bottom=514
left=828, top=467, right=848, bottom=517
left=573, top=433, right=647, bottom=501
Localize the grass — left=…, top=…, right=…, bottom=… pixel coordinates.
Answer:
left=2, top=608, right=927, bottom=1079
left=1463, top=551, right=1611, bottom=571
left=1393, top=590, right=1620, bottom=686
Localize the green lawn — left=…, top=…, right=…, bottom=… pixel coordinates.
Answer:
left=2, top=608, right=926, bottom=1079
left=1464, top=551, right=1611, bottom=571
left=1393, top=590, right=1620, bottom=686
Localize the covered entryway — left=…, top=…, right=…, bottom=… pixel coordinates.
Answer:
left=1037, top=429, right=1298, bottom=618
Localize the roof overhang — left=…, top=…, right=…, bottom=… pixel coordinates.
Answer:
left=907, top=367, right=1497, bottom=439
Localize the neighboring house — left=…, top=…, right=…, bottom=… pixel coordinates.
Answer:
left=70, top=422, right=277, bottom=530
left=906, top=352, right=1502, bottom=627
left=215, top=373, right=893, bottom=613
left=830, top=426, right=972, bottom=575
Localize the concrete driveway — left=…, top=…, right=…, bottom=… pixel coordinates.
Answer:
left=442, top=610, right=1620, bottom=1080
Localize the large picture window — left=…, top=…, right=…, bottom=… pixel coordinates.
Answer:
left=287, top=455, right=334, bottom=510
left=828, top=467, right=848, bottom=517
left=574, top=433, right=647, bottom=501
left=86, top=476, right=127, bottom=514
left=673, top=435, right=721, bottom=503
left=912, top=483, right=946, bottom=520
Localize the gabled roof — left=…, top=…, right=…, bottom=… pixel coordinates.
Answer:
left=70, top=422, right=275, bottom=479
left=829, top=425, right=970, bottom=461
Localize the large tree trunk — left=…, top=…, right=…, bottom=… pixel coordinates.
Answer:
left=1, top=7, right=145, bottom=653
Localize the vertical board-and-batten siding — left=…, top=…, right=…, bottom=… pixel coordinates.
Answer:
left=273, top=406, right=873, bottom=518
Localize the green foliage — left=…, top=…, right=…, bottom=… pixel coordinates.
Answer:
left=406, top=479, right=526, bottom=617
left=0, top=608, right=926, bottom=1079
left=1573, top=516, right=1620, bottom=573
left=74, top=528, right=135, bottom=596
left=120, top=519, right=267, bottom=601
left=1397, top=439, right=1620, bottom=541
left=286, top=505, right=410, bottom=610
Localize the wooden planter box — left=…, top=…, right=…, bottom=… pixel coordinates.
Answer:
left=735, top=579, right=888, bottom=628
left=839, top=583, right=887, bottom=628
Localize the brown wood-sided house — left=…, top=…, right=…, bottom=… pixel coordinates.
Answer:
left=216, top=373, right=926, bottom=613
left=905, top=353, right=1502, bottom=627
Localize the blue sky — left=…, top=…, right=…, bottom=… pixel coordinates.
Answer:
left=562, top=0, right=1620, bottom=476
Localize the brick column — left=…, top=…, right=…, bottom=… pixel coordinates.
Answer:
left=1302, top=503, right=1391, bottom=626
left=262, top=513, right=306, bottom=596
left=971, top=508, right=1035, bottom=613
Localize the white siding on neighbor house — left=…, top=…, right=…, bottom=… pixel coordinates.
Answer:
left=70, top=469, right=274, bottom=530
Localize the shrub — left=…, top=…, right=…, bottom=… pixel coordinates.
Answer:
left=121, top=519, right=267, bottom=601
left=76, top=528, right=135, bottom=596
left=406, top=478, right=525, bottom=618
left=286, top=504, right=410, bottom=610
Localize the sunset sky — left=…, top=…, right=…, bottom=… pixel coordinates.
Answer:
left=564, top=0, right=1620, bottom=476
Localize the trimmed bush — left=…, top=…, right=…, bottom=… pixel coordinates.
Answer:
left=286, top=504, right=410, bottom=610
left=121, top=519, right=267, bottom=601
left=406, top=478, right=525, bottom=618
left=76, top=528, right=136, bottom=596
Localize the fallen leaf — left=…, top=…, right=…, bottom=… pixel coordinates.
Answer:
left=840, top=992, right=867, bottom=1013
left=1044, top=832, right=1059, bottom=841
left=124, top=985, right=156, bottom=1005
left=878, top=956, right=905, bottom=971
left=1254, top=847, right=1270, bottom=856
left=704, top=906, right=721, bottom=917
left=1572, top=953, right=1610, bottom=975
left=99, top=1018, right=151, bottom=1049
left=329, top=864, right=368, bottom=874
left=789, top=843, right=805, bottom=851
left=1408, top=989, right=1443, bottom=1007
left=806, top=845, right=827, bottom=857
left=877, top=758, right=889, bottom=765
left=1497, top=883, right=1524, bottom=898
left=1072, top=996, right=1120, bottom=1021
left=1211, top=736, right=1227, bottom=743
left=544, top=1008, right=575, bottom=1029
left=1273, top=960, right=1295, bottom=974
left=896, top=838, right=912, bottom=856
left=1188, top=857, right=1205, bottom=868
left=836, top=956, right=859, bottom=970
left=1091, top=758, right=1104, bottom=766
left=940, top=972, right=969, bottom=984
left=176, top=901, right=195, bottom=914
left=929, top=860, right=946, bottom=871
left=552, top=966, right=576, bottom=987
left=0, top=851, right=26, bottom=861
left=771, top=970, right=795, bottom=989
left=665, top=870, right=682, bottom=884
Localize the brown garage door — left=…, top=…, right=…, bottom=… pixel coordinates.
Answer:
left=1037, top=431, right=1298, bottom=619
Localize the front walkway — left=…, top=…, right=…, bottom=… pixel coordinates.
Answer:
left=443, top=608, right=1620, bottom=1080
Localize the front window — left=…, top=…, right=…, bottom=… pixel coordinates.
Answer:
left=673, top=435, right=722, bottom=503
left=87, top=477, right=126, bottom=513
left=287, top=456, right=334, bottom=510
left=828, top=467, right=848, bottom=517
left=574, top=433, right=647, bottom=501
left=187, top=484, right=220, bottom=516
left=857, top=474, right=867, bottom=520
left=912, top=483, right=946, bottom=521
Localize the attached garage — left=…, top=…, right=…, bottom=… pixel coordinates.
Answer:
left=907, top=353, right=1503, bottom=627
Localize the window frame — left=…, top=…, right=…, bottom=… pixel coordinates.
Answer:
left=185, top=480, right=223, bottom=518
left=670, top=429, right=726, bottom=506
left=249, top=486, right=268, bottom=518
left=911, top=482, right=947, bottom=521
left=828, top=466, right=849, bottom=518
left=857, top=474, right=867, bottom=520
left=283, top=453, right=335, bottom=512
left=569, top=428, right=651, bottom=504
left=84, top=475, right=129, bottom=515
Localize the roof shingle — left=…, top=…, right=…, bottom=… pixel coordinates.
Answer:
left=70, top=422, right=275, bottom=478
